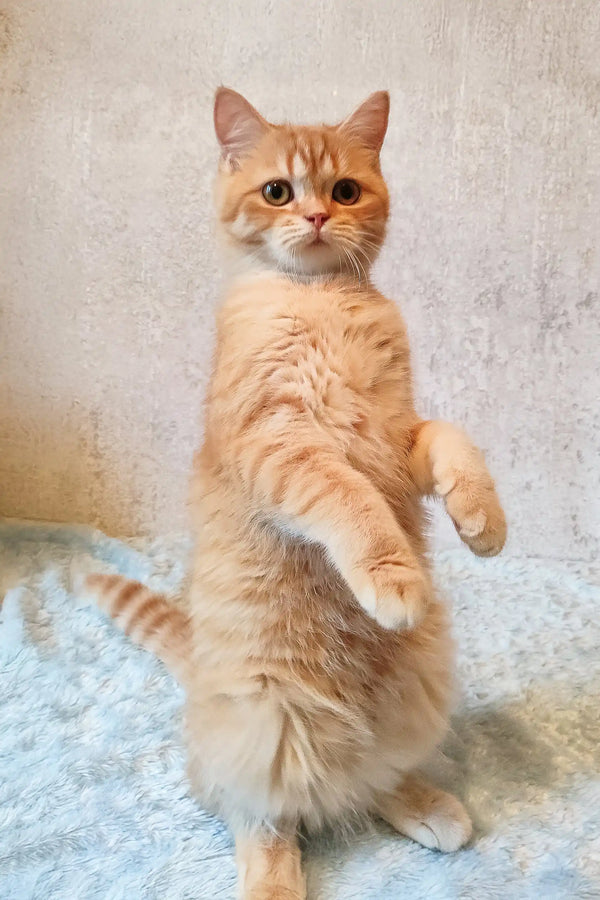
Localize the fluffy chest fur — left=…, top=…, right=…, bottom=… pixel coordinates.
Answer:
left=191, top=273, right=428, bottom=657
left=203, top=275, right=418, bottom=503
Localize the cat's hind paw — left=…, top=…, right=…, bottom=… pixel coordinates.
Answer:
left=375, top=774, right=472, bottom=853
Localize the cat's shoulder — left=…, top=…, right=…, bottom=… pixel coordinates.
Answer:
left=219, top=273, right=407, bottom=346
left=331, top=281, right=409, bottom=334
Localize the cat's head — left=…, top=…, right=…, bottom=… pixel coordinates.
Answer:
left=214, top=88, right=390, bottom=278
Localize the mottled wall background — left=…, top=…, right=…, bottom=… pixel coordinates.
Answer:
left=1, top=0, right=598, bottom=560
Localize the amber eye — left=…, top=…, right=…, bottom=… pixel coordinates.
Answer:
left=332, top=179, right=361, bottom=205
left=262, top=180, right=293, bottom=206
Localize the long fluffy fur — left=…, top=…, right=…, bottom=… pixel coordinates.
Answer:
left=83, top=89, right=506, bottom=899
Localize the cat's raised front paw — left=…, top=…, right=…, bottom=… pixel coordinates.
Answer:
left=346, top=557, right=429, bottom=630
left=441, top=472, right=507, bottom=557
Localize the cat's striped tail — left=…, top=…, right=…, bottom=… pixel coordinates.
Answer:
left=80, top=573, right=192, bottom=682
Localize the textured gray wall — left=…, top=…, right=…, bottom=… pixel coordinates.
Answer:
left=1, top=1, right=598, bottom=560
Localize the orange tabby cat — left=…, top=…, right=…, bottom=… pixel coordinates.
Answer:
left=83, top=88, right=506, bottom=899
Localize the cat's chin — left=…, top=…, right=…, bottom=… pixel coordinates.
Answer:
left=230, top=241, right=368, bottom=280
left=279, top=242, right=349, bottom=278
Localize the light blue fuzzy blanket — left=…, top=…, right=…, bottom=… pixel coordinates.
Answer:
left=1, top=520, right=599, bottom=899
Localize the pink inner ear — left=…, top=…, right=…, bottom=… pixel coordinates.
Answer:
left=214, top=88, right=269, bottom=161
left=339, top=91, right=390, bottom=153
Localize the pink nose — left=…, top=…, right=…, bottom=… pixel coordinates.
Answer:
left=305, top=213, right=330, bottom=231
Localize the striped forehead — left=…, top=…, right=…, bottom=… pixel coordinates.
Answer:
left=275, top=134, right=339, bottom=191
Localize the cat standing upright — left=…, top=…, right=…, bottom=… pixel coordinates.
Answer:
left=83, top=88, right=506, bottom=900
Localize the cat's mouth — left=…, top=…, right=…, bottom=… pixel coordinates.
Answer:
left=303, top=231, right=330, bottom=249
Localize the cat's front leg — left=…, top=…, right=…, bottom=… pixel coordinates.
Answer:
left=408, top=420, right=507, bottom=556
left=240, top=425, right=429, bottom=629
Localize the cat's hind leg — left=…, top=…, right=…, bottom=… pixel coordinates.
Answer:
left=373, top=772, right=472, bottom=853
left=235, top=826, right=306, bottom=900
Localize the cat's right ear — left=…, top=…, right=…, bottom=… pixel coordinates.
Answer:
left=338, top=91, right=390, bottom=154
left=214, top=87, right=269, bottom=165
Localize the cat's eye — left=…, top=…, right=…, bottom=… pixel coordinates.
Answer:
left=332, top=179, right=361, bottom=205
left=262, top=180, right=293, bottom=206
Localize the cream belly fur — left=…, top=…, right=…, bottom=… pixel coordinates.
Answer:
left=185, top=543, right=453, bottom=832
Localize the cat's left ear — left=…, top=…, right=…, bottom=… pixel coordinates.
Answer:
left=338, top=91, right=390, bottom=153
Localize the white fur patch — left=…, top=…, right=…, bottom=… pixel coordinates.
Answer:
left=276, top=154, right=289, bottom=175
left=231, top=212, right=257, bottom=240
left=292, top=153, right=307, bottom=179
left=320, top=154, right=335, bottom=180
left=291, top=178, right=307, bottom=199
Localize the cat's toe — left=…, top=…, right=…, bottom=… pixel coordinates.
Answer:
left=349, top=560, right=429, bottom=630
left=376, top=778, right=472, bottom=854
left=403, top=796, right=473, bottom=852
left=458, top=499, right=507, bottom=557
left=445, top=479, right=507, bottom=557
left=374, top=574, right=428, bottom=630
